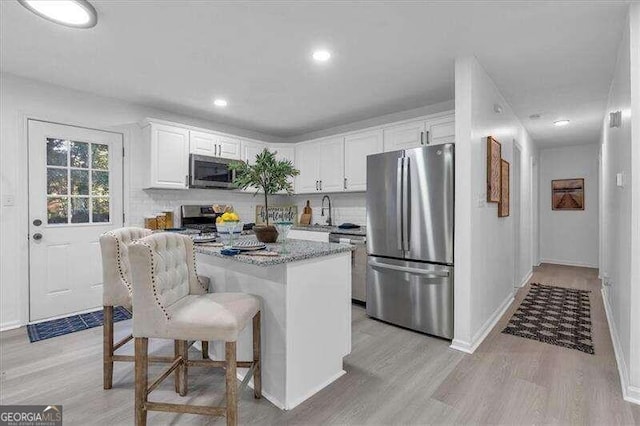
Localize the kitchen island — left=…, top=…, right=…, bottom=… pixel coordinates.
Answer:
left=195, top=237, right=353, bottom=410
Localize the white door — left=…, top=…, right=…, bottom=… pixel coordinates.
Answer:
left=318, top=137, right=345, bottom=192
left=425, top=115, right=455, bottom=146
left=149, top=123, right=189, bottom=189
left=383, top=120, right=425, bottom=151
left=344, top=130, right=383, bottom=191
left=189, top=130, right=216, bottom=156
left=295, top=143, right=320, bottom=193
left=28, top=120, right=123, bottom=321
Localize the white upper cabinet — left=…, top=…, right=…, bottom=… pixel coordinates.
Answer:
left=271, top=144, right=296, bottom=194
left=383, top=113, right=455, bottom=151
left=143, top=122, right=190, bottom=189
left=189, top=130, right=217, bottom=156
left=344, top=129, right=384, bottom=191
left=318, top=137, right=345, bottom=192
left=383, top=120, right=425, bottom=151
left=241, top=140, right=267, bottom=165
left=295, top=142, right=320, bottom=193
left=425, top=114, right=455, bottom=146
left=189, top=130, right=241, bottom=159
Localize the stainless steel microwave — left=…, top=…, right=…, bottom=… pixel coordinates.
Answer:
left=189, top=154, right=236, bottom=189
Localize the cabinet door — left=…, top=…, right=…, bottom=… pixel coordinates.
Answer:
left=218, top=136, right=241, bottom=159
left=295, top=143, right=320, bottom=193
left=242, top=140, right=267, bottom=165
left=425, top=114, right=455, bottom=145
left=383, top=120, right=425, bottom=152
left=150, top=124, right=189, bottom=189
left=189, top=130, right=216, bottom=156
left=344, top=129, right=383, bottom=191
left=318, top=137, right=345, bottom=192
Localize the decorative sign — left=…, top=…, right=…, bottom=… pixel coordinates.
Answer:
left=498, top=159, right=510, bottom=217
left=486, top=136, right=502, bottom=203
left=552, top=178, right=584, bottom=210
left=255, top=205, right=298, bottom=225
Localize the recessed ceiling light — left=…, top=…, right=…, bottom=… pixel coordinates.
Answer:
left=18, top=0, right=97, bottom=29
left=312, top=50, right=331, bottom=62
left=554, top=120, right=570, bottom=127
left=213, top=99, right=228, bottom=107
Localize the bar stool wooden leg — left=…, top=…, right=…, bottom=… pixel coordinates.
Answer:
left=134, top=337, right=148, bottom=426
left=253, top=312, right=262, bottom=399
left=225, top=341, right=238, bottom=426
left=201, top=341, right=209, bottom=359
left=103, top=306, right=114, bottom=390
left=174, top=340, right=188, bottom=396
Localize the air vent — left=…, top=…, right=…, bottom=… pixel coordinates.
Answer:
left=610, top=111, right=622, bottom=128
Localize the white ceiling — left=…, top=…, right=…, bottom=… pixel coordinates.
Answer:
left=0, top=1, right=629, bottom=146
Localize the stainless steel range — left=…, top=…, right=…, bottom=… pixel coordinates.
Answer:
left=180, top=205, right=255, bottom=234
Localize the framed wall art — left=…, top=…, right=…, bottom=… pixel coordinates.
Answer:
left=552, top=178, right=584, bottom=210
left=498, top=159, right=510, bottom=217
left=486, top=136, right=502, bottom=203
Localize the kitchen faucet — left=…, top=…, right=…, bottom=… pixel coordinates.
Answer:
left=321, top=195, right=332, bottom=226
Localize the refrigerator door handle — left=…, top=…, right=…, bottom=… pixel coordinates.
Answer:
left=368, top=260, right=450, bottom=277
left=402, top=156, right=410, bottom=251
left=396, top=157, right=404, bottom=251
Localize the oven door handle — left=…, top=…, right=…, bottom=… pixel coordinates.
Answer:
left=368, top=260, right=449, bottom=277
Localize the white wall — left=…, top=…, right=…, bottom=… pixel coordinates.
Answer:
left=539, top=144, right=599, bottom=268
left=600, top=4, right=640, bottom=405
left=0, top=73, right=282, bottom=329
left=452, top=56, right=537, bottom=353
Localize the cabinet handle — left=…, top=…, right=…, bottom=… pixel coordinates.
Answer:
left=420, top=131, right=424, bottom=145
left=185, top=175, right=189, bottom=187
left=426, top=130, right=430, bottom=145
left=320, top=180, right=323, bottom=191
left=316, top=180, right=319, bottom=191
left=344, top=178, right=347, bottom=190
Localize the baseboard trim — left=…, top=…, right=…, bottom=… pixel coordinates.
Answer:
left=539, top=258, right=598, bottom=269
left=601, top=287, right=640, bottom=405
left=518, top=270, right=533, bottom=288
left=0, top=320, right=22, bottom=332
left=450, top=292, right=514, bottom=354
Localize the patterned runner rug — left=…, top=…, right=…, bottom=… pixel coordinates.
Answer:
left=502, top=283, right=593, bottom=354
left=27, top=306, right=132, bottom=343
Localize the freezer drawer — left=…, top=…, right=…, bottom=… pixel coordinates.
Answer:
left=366, top=256, right=453, bottom=339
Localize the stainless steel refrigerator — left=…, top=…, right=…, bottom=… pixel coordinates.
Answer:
left=366, top=144, right=454, bottom=339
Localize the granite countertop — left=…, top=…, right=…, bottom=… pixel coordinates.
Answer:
left=194, top=235, right=354, bottom=267
left=291, top=224, right=366, bottom=237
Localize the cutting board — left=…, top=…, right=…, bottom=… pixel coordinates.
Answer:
left=300, top=200, right=312, bottom=225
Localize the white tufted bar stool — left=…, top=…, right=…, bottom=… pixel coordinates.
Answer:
left=99, top=227, right=211, bottom=390
left=128, top=232, right=261, bottom=426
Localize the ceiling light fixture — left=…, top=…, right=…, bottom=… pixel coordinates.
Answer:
left=312, top=50, right=331, bottom=62
left=18, top=0, right=97, bottom=29
left=554, top=119, right=570, bottom=127
left=213, top=99, right=228, bottom=107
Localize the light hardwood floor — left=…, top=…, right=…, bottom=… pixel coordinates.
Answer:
left=1, top=264, right=639, bottom=425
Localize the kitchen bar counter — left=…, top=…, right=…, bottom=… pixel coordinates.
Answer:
left=194, top=236, right=353, bottom=266
left=195, top=237, right=352, bottom=410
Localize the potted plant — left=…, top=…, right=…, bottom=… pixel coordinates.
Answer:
left=230, top=149, right=300, bottom=243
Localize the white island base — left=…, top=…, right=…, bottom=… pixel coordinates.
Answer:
left=196, top=249, right=352, bottom=410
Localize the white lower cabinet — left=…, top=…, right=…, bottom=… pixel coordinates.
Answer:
left=344, top=129, right=383, bottom=191
left=142, top=122, right=190, bottom=189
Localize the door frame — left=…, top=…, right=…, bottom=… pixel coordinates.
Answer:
left=21, top=114, right=128, bottom=324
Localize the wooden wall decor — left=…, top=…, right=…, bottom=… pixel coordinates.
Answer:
left=498, top=159, right=510, bottom=217
left=552, top=178, right=584, bottom=210
left=486, top=136, right=502, bottom=203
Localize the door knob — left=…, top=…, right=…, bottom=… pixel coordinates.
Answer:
left=33, top=233, right=43, bottom=241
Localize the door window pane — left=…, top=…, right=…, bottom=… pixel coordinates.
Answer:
left=47, top=197, right=68, bottom=224
left=92, top=197, right=109, bottom=223
left=91, top=171, right=109, bottom=196
left=91, top=144, right=109, bottom=170
left=70, top=141, right=89, bottom=168
left=47, top=138, right=68, bottom=166
left=70, top=197, right=90, bottom=223
left=47, top=168, right=68, bottom=195
left=70, top=170, right=89, bottom=195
